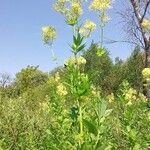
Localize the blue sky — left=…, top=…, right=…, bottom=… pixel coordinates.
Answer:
left=0, top=0, right=134, bottom=76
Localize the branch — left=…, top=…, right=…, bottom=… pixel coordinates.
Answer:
left=130, top=0, right=148, bottom=48
left=103, top=38, right=144, bottom=49
left=141, top=0, right=150, bottom=23
left=130, top=0, right=142, bottom=22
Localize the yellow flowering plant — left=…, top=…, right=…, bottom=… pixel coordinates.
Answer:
left=53, top=0, right=83, bottom=26
left=79, top=20, right=96, bottom=37
left=42, top=26, right=57, bottom=60
left=42, top=1, right=112, bottom=149
left=141, top=19, right=150, bottom=33
left=89, top=0, right=112, bottom=47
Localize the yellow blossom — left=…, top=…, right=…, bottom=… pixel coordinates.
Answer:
left=84, top=20, right=96, bottom=31
left=125, top=88, right=137, bottom=101
left=57, top=83, right=68, bottom=96
left=53, top=0, right=83, bottom=26
left=89, top=0, right=111, bottom=26
left=71, top=2, right=82, bottom=17
left=54, top=72, right=60, bottom=82
left=89, top=0, right=111, bottom=12
left=64, top=56, right=76, bottom=66
left=42, top=26, right=56, bottom=44
left=78, top=56, right=86, bottom=65
left=142, top=19, right=150, bottom=32
left=79, top=20, right=96, bottom=37
left=91, top=85, right=99, bottom=96
left=126, top=100, right=132, bottom=106
left=142, top=68, right=150, bottom=79
left=107, top=93, right=114, bottom=103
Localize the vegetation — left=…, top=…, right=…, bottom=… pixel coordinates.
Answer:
left=0, top=0, right=150, bottom=149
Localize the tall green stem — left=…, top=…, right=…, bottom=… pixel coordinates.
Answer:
left=78, top=100, right=83, bottom=147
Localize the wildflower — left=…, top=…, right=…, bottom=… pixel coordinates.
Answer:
left=141, top=19, right=150, bottom=32
left=64, top=56, right=76, bottom=66
left=91, top=86, right=99, bottom=96
left=78, top=56, right=86, bottom=65
left=57, top=83, right=68, bottom=96
left=53, top=0, right=83, bottom=26
left=42, top=26, right=56, bottom=44
left=107, top=93, right=114, bottom=103
left=79, top=20, right=96, bottom=37
left=47, top=76, right=55, bottom=85
left=71, top=2, right=82, bottom=17
left=54, top=72, right=60, bottom=82
left=126, top=100, right=132, bottom=106
left=142, top=68, right=150, bottom=79
left=89, top=0, right=111, bottom=26
left=84, top=20, right=96, bottom=32
left=125, top=88, right=137, bottom=101
left=89, top=0, right=111, bottom=12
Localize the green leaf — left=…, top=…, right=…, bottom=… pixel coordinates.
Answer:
left=77, top=43, right=86, bottom=52
left=83, top=119, right=98, bottom=136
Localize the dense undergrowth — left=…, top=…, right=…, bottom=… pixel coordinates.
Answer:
left=1, top=0, right=150, bottom=149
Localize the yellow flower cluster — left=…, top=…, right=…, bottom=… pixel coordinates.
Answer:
left=64, top=56, right=86, bottom=66
left=64, top=56, right=76, bottom=66
left=91, top=85, right=100, bottom=97
left=84, top=20, right=96, bottom=31
left=53, top=0, right=83, bottom=25
left=54, top=72, right=60, bottom=82
left=107, top=93, right=115, bottom=103
left=42, top=26, right=56, bottom=44
left=125, top=88, right=137, bottom=106
left=89, top=0, right=111, bottom=26
left=39, top=101, right=49, bottom=111
left=71, top=2, right=83, bottom=18
left=79, top=20, right=96, bottom=37
left=142, top=19, right=150, bottom=32
left=39, top=96, right=50, bottom=112
left=142, top=68, right=150, bottom=79
left=57, top=83, right=68, bottom=96
left=89, top=0, right=111, bottom=12
left=78, top=56, right=87, bottom=65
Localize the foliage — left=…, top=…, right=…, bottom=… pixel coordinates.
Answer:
left=0, top=0, right=150, bottom=149
left=15, top=65, right=48, bottom=94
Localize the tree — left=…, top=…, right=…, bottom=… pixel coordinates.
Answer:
left=118, top=0, right=150, bottom=99
left=129, top=0, right=150, bottom=100
left=0, top=73, right=12, bottom=88
left=125, top=46, right=144, bottom=91
left=84, top=43, right=113, bottom=95
left=15, top=66, right=48, bottom=93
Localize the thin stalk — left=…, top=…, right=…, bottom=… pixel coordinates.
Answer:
left=78, top=100, right=83, bottom=147
left=79, top=104, right=83, bottom=136
left=100, top=27, right=104, bottom=48
left=94, top=131, right=100, bottom=150
left=49, top=43, right=57, bottom=64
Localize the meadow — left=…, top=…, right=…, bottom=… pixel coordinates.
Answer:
left=0, top=0, right=150, bottom=149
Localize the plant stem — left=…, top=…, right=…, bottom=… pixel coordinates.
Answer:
left=78, top=101, right=83, bottom=147
left=94, top=131, right=100, bottom=150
